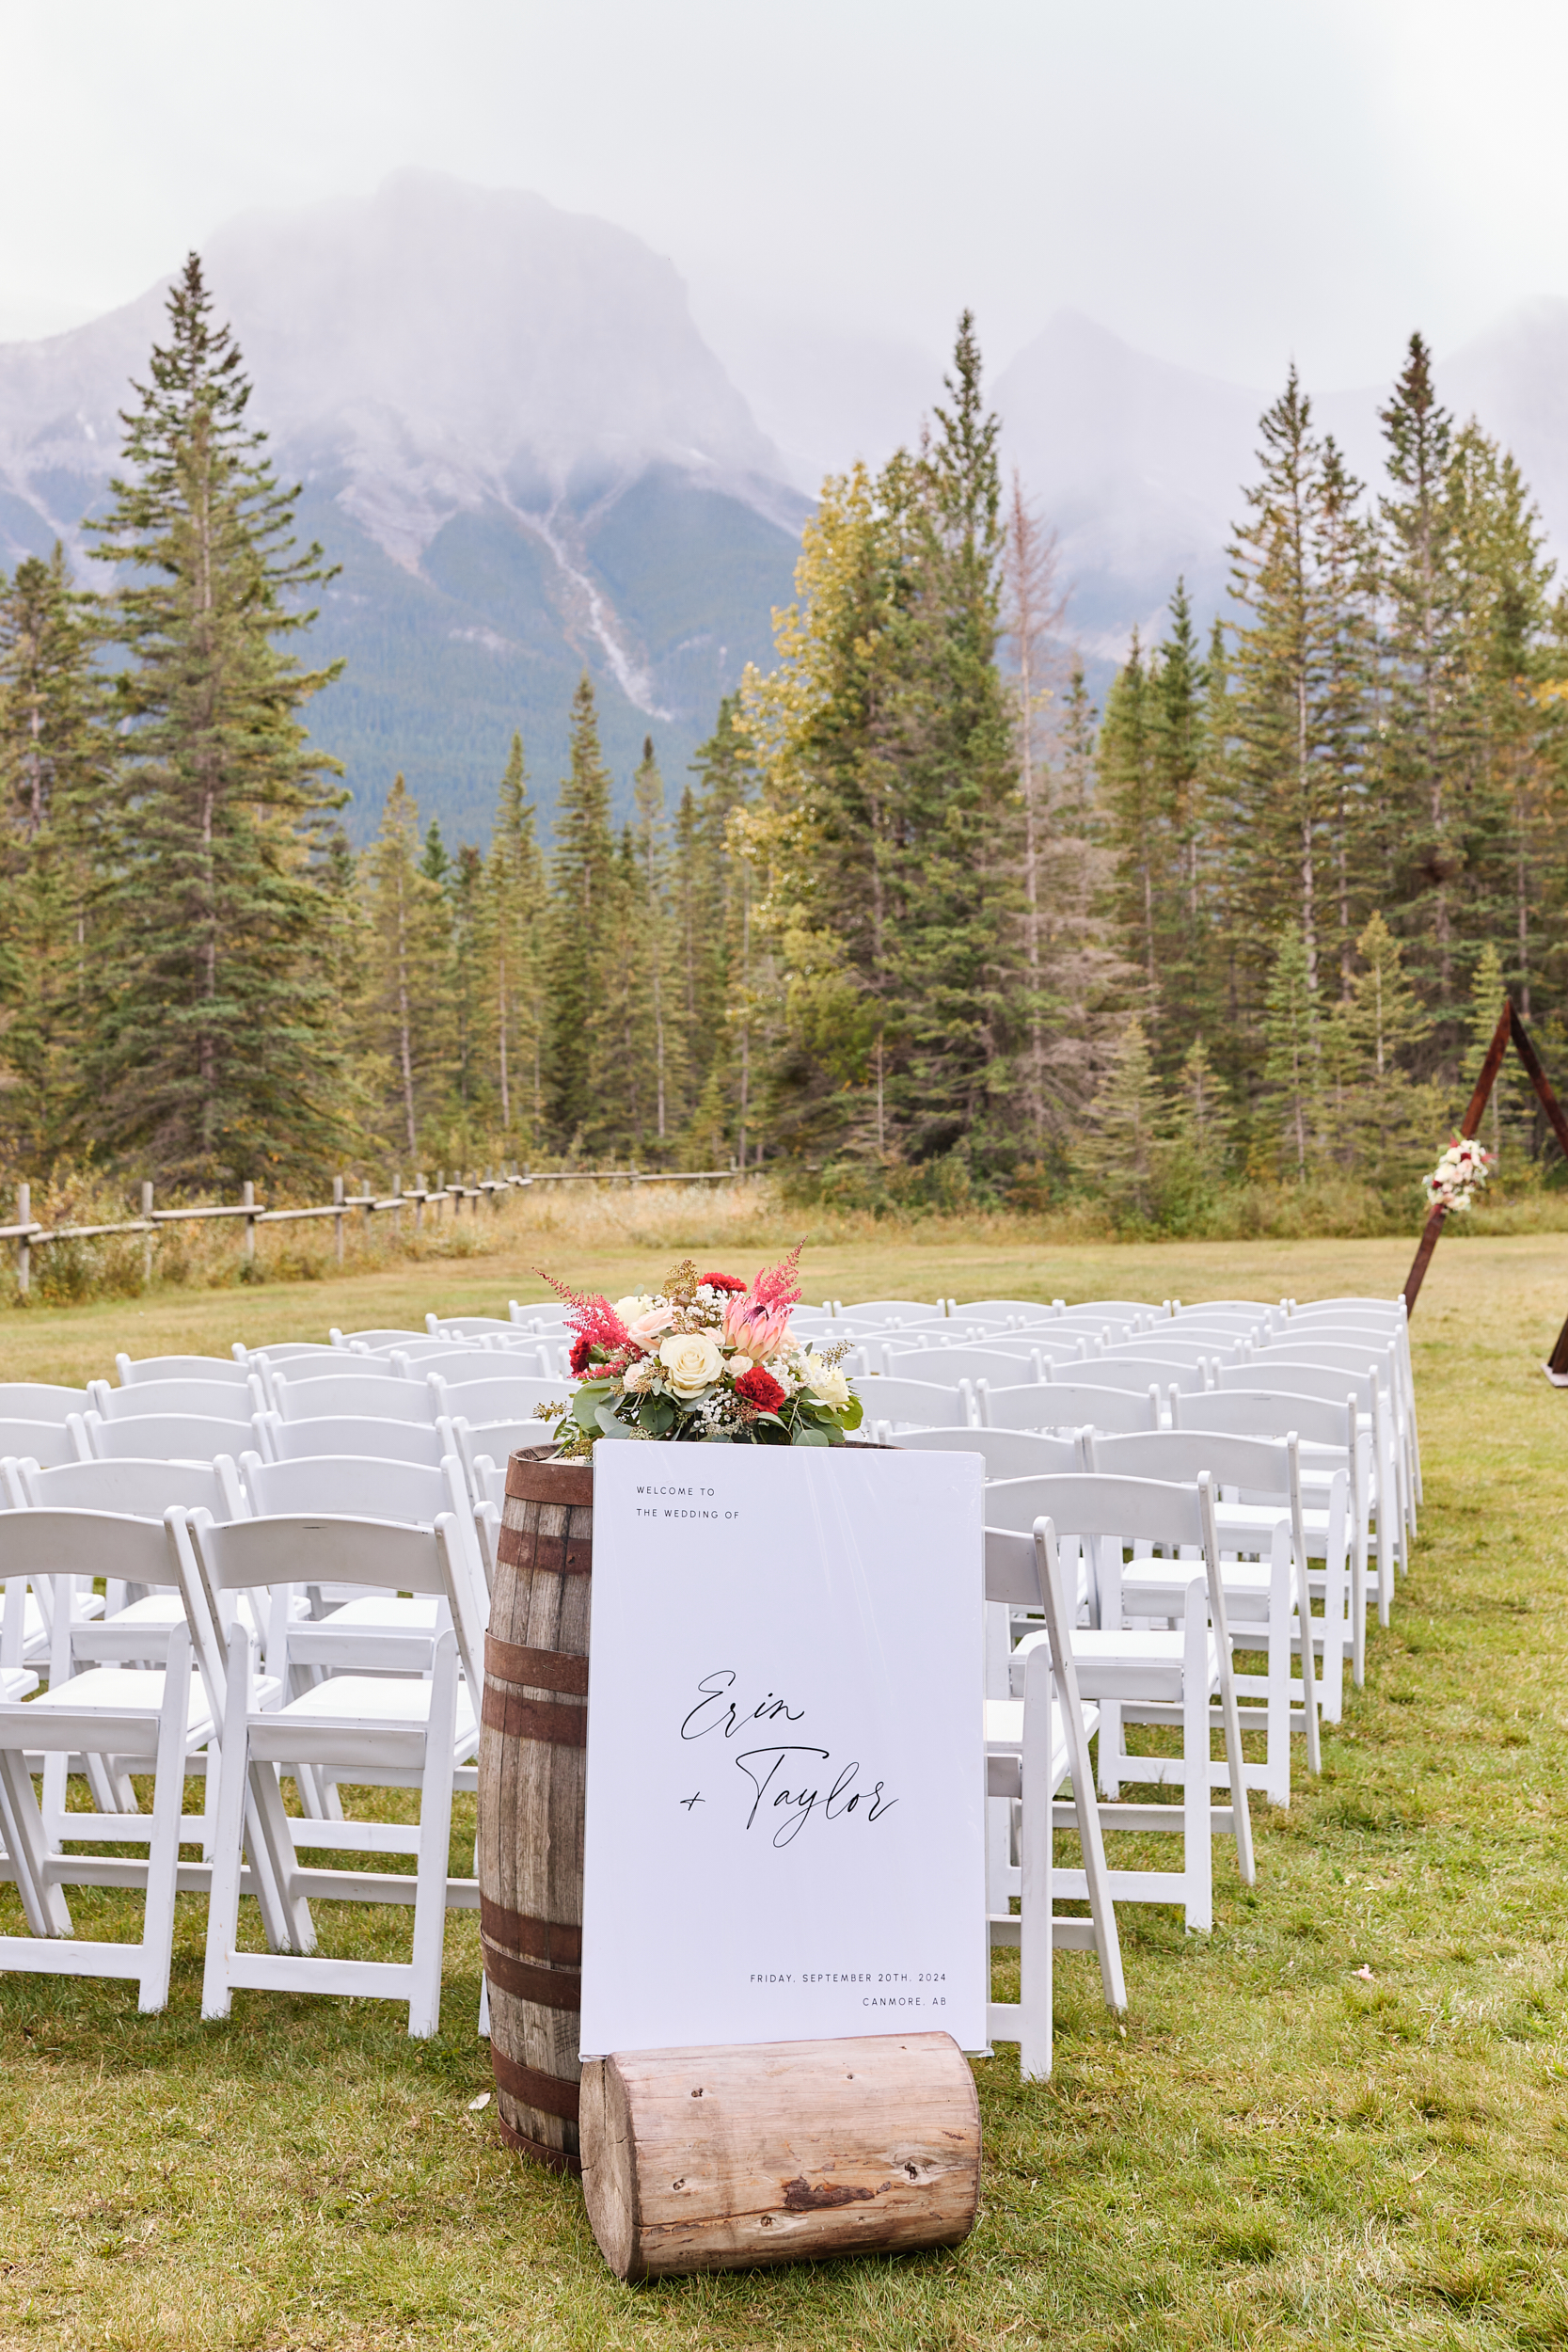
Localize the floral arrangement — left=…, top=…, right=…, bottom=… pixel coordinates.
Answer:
left=1422, top=1132, right=1497, bottom=1214
left=539, top=1248, right=863, bottom=1452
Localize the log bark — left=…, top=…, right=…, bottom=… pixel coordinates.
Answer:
left=477, top=1448, right=593, bottom=2174
left=579, top=2032, right=979, bottom=2279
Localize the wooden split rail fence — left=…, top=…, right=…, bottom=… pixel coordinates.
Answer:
left=0, top=1166, right=742, bottom=1298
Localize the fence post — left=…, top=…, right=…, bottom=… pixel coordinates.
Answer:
left=392, top=1168, right=402, bottom=1245
left=141, top=1180, right=153, bottom=1288
left=359, top=1177, right=371, bottom=1240
left=334, top=1173, right=345, bottom=1266
left=436, top=1169, right=446, bottom=1224
left=15, top=1181, right=29, bottom=1300
left=414, top=1171, right=425, bottom=1237
left=242, top=1181, right=256, bottom=1267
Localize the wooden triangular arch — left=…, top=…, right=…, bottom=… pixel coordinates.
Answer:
left=1402, top=1000, right=1568, bottom=1372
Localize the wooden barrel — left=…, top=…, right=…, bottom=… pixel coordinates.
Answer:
left=477, top=1448, right=594, bottom=2174
left=580, top=2031, right=981, bottom=2279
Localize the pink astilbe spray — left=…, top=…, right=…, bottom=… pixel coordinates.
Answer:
left=536, top=1268, right=640, bottom=1362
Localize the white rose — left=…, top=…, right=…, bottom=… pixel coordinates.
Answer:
left=803, top=1354, right=850, bottom=1407
left=727, top=1353, right=754, bottom=1376
left=657, top=1330, right=725, bottom=1398
left=622, top=1355, right=658, bottom=1393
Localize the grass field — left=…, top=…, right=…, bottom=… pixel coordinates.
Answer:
left=3, top=1225, right=1567, bottom=2349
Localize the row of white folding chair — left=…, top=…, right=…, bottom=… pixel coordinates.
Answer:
left=0, top=1502, right=481, bottom=2033
left=986, top=1474, right=1252, bottom=1935
left=1252, top=1319, right=1419, bottom=1519
left=1215, top=1358, right=1403, bottom=1609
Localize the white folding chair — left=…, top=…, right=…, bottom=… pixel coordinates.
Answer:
left=883, top=1426, right=1078, bottom=1481
left=428, top=1372, right=569, bottom=1428
left=979, top=1379, right=1162, bottom=1435
left=0, top=1419, right=87, bottom=1471
left=852, top=1374, right=975, bottom=1432
left=88, top=1374, right=268, bottom=1422
left=1173, top=1387, right=1364, bottom=1695
left=0, top=1613, right=206, bottom=2011
left=8, top=1454, right=248, bottom=1649
left=257, top=1413, right=447, bottom=1468
left=1080, top=1429, right=1337, bottom=1802
left=329, top=1328, right=429, bottom=1351
left=176, top=1509, right=481, bottom=2037
left=115, top=1354, right=256, bottom=1390
left=450, top=1415, right=554, bottom=1485
left=0, top=1384, right=91, bottom=1424
left=76, top=1410, right=261, bottom=1465
left=1250, top=1333, right=1413, bottom=1545
left=271, top=1373, right=436, bottom=1424
left=1215, top=1362, right=1396, bottom=1625
left=877, top=1343, right=1053, bottom=1385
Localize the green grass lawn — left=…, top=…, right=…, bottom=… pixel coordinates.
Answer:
left=3, top=1232, right=1567, bottom=2348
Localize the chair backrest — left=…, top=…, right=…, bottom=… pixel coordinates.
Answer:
left=979, top=1379, right=1160, bottom=1434
left=1084, top=1427, right=1291, bottom=1496
left=260, top=1413, right=447, bottom=1467
left=1057, top=1301, right=1162, bottom=1320
left=0, top=1418, right=84, bottom=1470
left=238, top=1451, right=461, bottom=1527
left=1170, top=1300, right=1270, bottom=1320
left=115, top=1353, right=254, bottom=1389
left=389, top=1343, right=503, bottom=1374
left=0, top=1382, right=89, bottom=1424
left=853, top=1374, right=974, bottom=1430
left=948, top=1298, right=1052, bottom=1319
left=451, top=1416, right=554, bottom=1477
left=429, top=1372, right=571, bottom=1423
left=281, top=1353, right=402, bottom=1384
left=429, top=1315, right=515, bottom=1340
left=1063, top=1356, right=1208, bottom=1393
left=91, top=1374, right=267, bottom=1422
left=183, top=1508, right=482, bottom=1689
left=838, top=1300, right=944, bottom=1322
left=886, top=1425, right=1077, bottom=1479
left=1252, top=1337, right=1394, bottom=1381
left=272, top=1373, right=436, bottom=1424
left=1215, top=1361, right=1375, bottom=1411
left=82, top=1410, right=259, bottom=1462
left=1171, top=1388, right=1356, bottom=1450
left=989, top=1470, right=1209, bottom=1549
left=1098, top=1339, right=1237, bottom=1368
left=329, top=1328, right=428, bottom=1351
left=245, top=1342, right=343, bottom=1368
left=18, top=1454, right=243, bottom=1521
left=0, top=1504, right=177, bottom=1586
left=878, top=1344, right=1048, bottom=1386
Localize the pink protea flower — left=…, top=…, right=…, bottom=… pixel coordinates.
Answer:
left=721, top=1293, right=795, bottom=1360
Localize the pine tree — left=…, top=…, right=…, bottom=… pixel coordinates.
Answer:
left=1097, top=629, right=1160, bottom=1005
left=1378, top=333, right=1465, bottom=1007
left=631, top=736, right=681, bottom=1152
left=1000, top=470, right=1065, bottom=1143
left=545, top=675, right=618, bottom=1149
left=1261, top=923, right=1322, bottom=1179
left=0, top=546, right=103, bottom=1165
left=83, top=253, right=350, bottom=1184
left=488, top=731, right=546, bottom=1152
left=361, top=774, right=446, bottom=1159
left=1084, top=1014, right=1163, bottom=1223
left=1331, top=910, right=1433, bottom=1191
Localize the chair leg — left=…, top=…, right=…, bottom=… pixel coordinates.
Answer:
left=202, top=1663, right=254, bottom=2021
left=1181, top=1601, right=1213, bottom=1933
left=0, top=1747, right=72, bottom=1936
left=138, top=1634, right=192, bottom=2013
left=406, top=1635, right=459, bottom=2039
left=1018, top=1647, right=1053, bottom=2082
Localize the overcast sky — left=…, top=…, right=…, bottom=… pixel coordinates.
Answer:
left=1, top=0, right=1563, bottom=393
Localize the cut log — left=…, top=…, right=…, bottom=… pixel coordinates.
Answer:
left=579, top=2031, right=979, bottom=2279
left=477, top=1448, right=593, bottom=2174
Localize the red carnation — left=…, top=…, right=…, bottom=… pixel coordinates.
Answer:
left=700, top=1270, right=747, bottom=1294
left=735, top=1366, right=786, bottom=1414
left=569, top=1333, right=595, bottom=1376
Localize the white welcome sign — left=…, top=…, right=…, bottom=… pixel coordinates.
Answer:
left=579, top=1442, right=988, bottom=2056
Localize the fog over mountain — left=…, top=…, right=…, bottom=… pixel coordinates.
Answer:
left=3, top=168, right=1567, bottom=840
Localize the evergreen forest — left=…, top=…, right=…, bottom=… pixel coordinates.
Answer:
left=3, top=259, right=1566, bottom=1232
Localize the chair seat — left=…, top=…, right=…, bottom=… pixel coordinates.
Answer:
left=983, top=1695, right=1099, bottom=1791
left=17, top=1589, right=104, bottom=1658
left=103, top=1593, right=185, bottom=1628
left=24, top=1666, right=215, bottom=1734
left=1213, top=1502, right=1335, bottom=1543
left=1, top=1666, right=39, bottom=1700
left=270, top=1676, right=478, bottom=1740
left=1016, top=1626, right=1218, bottom=1705
left=320, top=1597, right=442, bottom=1631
